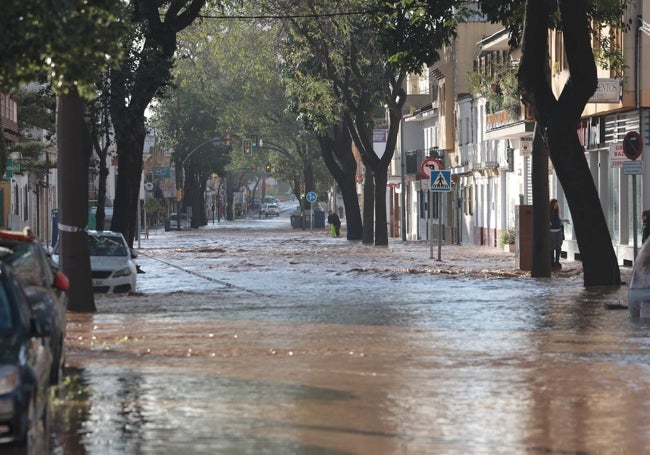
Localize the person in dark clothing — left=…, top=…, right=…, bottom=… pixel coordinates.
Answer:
left=642, top=210, right=650, bottom=244
left=550, top=198, right=569, bottom=267
left=327, top=210, right=341, bottom=237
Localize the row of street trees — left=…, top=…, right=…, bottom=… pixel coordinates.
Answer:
left=0, top=0, right=628, bottom=311
left=1, top=0, right=207, bottom=311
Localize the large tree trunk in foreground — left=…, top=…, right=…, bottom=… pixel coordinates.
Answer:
left=519, top=0, right=621, bottom=286
left=57, top=89, right=95, bottom=312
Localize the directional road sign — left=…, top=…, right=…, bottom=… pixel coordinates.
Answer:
left=306, top=191, right=317, bottom=203
left=430, top=170, right=451, bottom=192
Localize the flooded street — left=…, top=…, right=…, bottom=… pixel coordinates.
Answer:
left=40, top=217, right=650, bottom=454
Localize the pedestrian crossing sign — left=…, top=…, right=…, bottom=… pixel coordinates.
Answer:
left=430, top=170, right=451, bottom=192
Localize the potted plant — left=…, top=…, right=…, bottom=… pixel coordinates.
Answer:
left=498, top=228, right=516, bottom=252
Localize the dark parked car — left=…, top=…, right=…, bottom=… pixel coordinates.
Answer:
left=0, top=229, right=69, bottom=385
left=0, top=262, right=52, bottom=447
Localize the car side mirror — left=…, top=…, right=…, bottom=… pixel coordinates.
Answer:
left=54, top=270, right=70, bottom=291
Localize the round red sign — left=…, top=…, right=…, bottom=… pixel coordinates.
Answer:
left=623, top=131, right=643, bottom=161
left=420, top=158, right=442, bottom=177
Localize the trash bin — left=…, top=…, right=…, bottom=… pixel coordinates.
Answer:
left=290, top=209, right=312, bottom=229
left=313, top=210, right=325, bottom=228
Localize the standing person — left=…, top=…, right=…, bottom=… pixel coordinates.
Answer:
left=642, top=210, right=650, bottom=244
left=550, top=199, right=569, bottom=268
left=327, top=210, right=341, bottom=237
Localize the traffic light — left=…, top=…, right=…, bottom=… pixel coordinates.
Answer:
left=252, top=164, right=257, bottom=173
left=243, top=139, right=252, bottom=156
left=225, top=133, right=231, bottom=147
left=251, top=135, right=258, bottom=148
left=176, top=188, right=183, bottom=202
left=265, top=163, right=272, bottom=173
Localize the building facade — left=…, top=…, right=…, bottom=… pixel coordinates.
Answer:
left=392, top=1, right=650, bottom=267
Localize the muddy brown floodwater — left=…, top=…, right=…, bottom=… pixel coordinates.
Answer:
left=28, top=219, right=650, bottom=454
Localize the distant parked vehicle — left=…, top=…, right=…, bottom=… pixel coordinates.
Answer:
left=53, top=230, right=137, bottom=294
left=261, top=203, right=280, bottom=217
left=0, top=229, right=69, bottom=385
left=0, top=262, right=53, bottom=448
left=165, top=213, right=190, bottom=231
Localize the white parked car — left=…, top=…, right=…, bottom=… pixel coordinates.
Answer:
left=53, top=230, right=137, bottom=294
left=262, top=203, right=280, bottom=217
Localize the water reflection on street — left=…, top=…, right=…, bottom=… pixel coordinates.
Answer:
left=46, top=222, right=650, bottom=454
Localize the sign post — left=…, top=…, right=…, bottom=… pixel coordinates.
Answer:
left=623, top=131, right=643, bottom=258
left=306, top=191, right=317, bottom=231
left=430, top=170, right=451, bottom=261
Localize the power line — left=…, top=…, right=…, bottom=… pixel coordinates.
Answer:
left=197, top=9, right=380, bottom=20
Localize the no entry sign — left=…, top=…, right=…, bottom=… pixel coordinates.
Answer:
left=623, top=131, right=643, bottom=160
left=420, top=157, right=443, bottom=178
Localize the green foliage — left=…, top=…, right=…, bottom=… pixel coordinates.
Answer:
left=593, top=33, right=628, bottom=78
left=143, top=197, right=164, bottom=216
left=467, top=62, right=522, bottom=113
left=479, top=0, right=630, bottom=75
left=0, top=1, right=129, bottom=97
left=373, top=0, right=464, bottom=73
left=498, top=228, right=516, bottom=245
left=15, top=86, right=56, bottom=134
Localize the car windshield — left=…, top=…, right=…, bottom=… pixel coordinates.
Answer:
left=89, top=235, right=127, bottom=257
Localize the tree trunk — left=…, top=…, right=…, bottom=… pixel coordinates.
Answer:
left=340, top=179, right=362, bottom=240
left=531, top=127, right=550, bottom=277
left=374, top=163, right=389, bottom=246
left=111, top=128, right=145, bottom=246
left=56, top=89, right=95, bottom=312
left=318, top=122, right=362, bottom=240
left=362, top=167, right=374, bottom=244
left=520, top=0, right=621, bottom=286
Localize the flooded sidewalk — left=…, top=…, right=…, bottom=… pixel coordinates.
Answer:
left=51, top=221, right=648, bottom=455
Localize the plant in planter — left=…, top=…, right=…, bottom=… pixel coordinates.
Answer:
left=498, top=228, right=516, bottom=252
